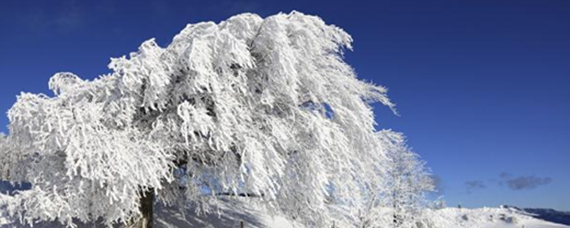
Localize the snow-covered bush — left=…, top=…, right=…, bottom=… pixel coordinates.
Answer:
left=0, top=11, right=397, bottom=228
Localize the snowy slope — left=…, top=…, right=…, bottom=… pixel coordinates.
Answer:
left=1, top=198, right=568, bottom=228
left=514, top=207, right=570, bottom=226
left=425, top=207, right=569, bottom=228
left=154, top=199, right=302, bottom=228
left=0, top=198, right=301, bottom=228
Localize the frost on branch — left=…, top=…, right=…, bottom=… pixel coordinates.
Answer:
left=48, top=72, right=84, bottom=95
left=0, top=11, right=395, bottom=227
left=358, top=130, right=435, bottom=228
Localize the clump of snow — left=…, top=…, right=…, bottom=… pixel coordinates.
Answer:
left=0, top=215, right=7, bottom=227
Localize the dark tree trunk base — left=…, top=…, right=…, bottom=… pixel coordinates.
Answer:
left=124, top=188, right=154, bottom=228
left=139, top=188, right=154, bottom=228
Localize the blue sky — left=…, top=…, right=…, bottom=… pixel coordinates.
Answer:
left=0, top=0, right=569, bottom=210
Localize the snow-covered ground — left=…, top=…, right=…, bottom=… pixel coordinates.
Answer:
left=424, top=207, right=569, bottom=228
left=0, top=198, right=301, bottom=228
left=1, top=198, right=568, bottom=228
left=153, top=199, right=301, bottom=228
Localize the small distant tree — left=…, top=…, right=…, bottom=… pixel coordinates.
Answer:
left=360, top=130, right=434, bottom=228
left=0, top=12, right=396, bottom=228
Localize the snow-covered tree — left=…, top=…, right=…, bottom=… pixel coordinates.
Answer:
left=359, top=130, right=434, bottom=228
left=0, top=11, right=396, bottom=228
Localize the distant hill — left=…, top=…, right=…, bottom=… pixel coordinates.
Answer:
left=501, top=205, right=570, bottom=226
left=521, top=208, right=570, bottom=226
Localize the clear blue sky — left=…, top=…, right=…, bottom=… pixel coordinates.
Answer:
left=1, top=0, right=568, bottom=210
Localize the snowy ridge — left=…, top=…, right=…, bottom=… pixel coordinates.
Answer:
left=500, top=205, right=570, bottom=226
left=424, top=207, right=570, bottom=228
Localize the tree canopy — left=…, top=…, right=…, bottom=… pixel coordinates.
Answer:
left=0, top=11, right=401, bottom=228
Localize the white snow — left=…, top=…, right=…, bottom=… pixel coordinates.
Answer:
left=154, top=200, right=301, bottom=228
left=0, top=205, right=7, bottom=226
left=1, top=198, right=568, bottom=228
left=424, top=207, right=570, bottom=228
left=0, top=198, right=301, bottom=228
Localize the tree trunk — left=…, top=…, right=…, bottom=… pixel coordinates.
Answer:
left=125, top=188, right=154, bottom=228
left=139, top=188, right=154, bottom=228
